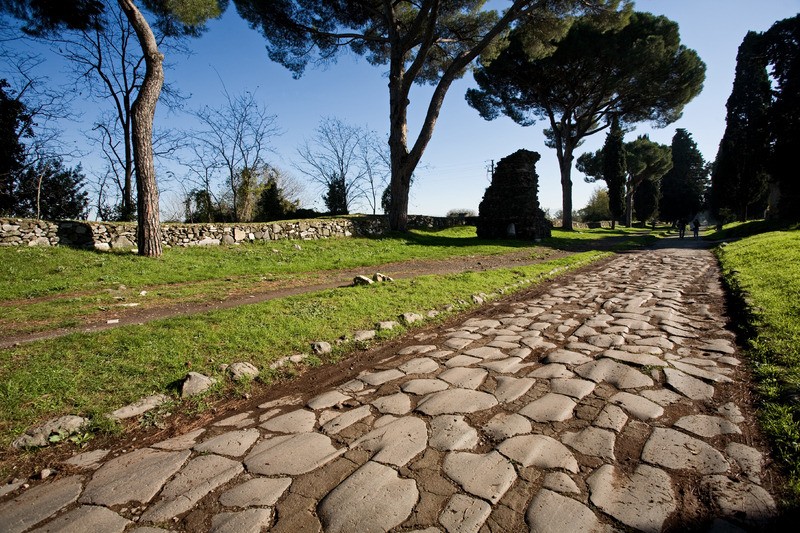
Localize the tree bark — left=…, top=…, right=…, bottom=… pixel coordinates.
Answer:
left=625, top=182, right=633, bottom=227
left=118, top=0, right=162, bottom=257
left=559, top=153, right=573, bottom=230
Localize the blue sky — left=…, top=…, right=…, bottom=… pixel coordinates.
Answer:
left=6, top=0, right=800, bottom=218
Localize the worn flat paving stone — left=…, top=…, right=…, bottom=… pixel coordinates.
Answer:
left=526, top=489, right=600, bottom=533
left=318, top=461, right=418, bottom=533
left=0, top=476, right=83, bottom=533
left=28, top=505, right=130, bottom=533
left=5, top=244, right=782, bottom=533
left=80, top=449, right=191, bottom=507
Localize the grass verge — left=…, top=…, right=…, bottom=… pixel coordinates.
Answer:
left=715, top=228, right=800, bottom=501
left=0, top=250, right=608, bottom=448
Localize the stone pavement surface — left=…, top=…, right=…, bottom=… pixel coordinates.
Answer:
left=0, top=243, right=779, bottom=532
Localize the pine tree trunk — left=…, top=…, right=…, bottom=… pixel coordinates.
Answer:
left=558, top=146, right=574, bottom=231
left=118, top=0, right=163, bottom=257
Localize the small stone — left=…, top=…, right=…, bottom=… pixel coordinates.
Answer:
left=107, top=394, right=169, bottom=421
left=227, top=362, right=259, bottom=382
left=310, top=341, right=332, bottom=355
left=353, top=275, right=374, bottom=286
left=401, top=312, right=424, bottom=324
left=378, top=321, right=398, bottom=330
left=181, top=372, right=217, bottom=398
left=353, top=330, right=377, bottom=341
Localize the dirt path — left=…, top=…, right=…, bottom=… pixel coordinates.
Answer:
left=0, top=248, right=574, bottom=350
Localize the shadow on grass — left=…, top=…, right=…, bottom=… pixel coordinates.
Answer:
left=370, top=225, right=656, bottom=252
left=705, top=220, right=800, bottom=241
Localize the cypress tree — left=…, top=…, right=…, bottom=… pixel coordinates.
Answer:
left=602, top=116, right=627, bottom=229
left=660, top=129, right=708, bottom=225
left=711, top=31, right=771, bottom=222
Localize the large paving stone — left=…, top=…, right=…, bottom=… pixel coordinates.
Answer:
left=663, top=368, right=715, bottom=400
left=726, top=443, right=764, bottom=482
left=670, top=361, right=732, bottom=383
left=350, top=416, right=428, bottom=467
left=318, top=461, right=418, bottom=533
left=528, top=364, right=574, bottom=379
left=593, top=404, right=628, bottom=432
left=702, top=475, right=777, bottom=527
left=640, top=388, right=683, bottom=407
left=602, top=349, right=667, bottom=367
left=209, top=509, right=272, bottom=533
left=634, top=336, right=674, bottom=350
left=482, top=412, right=532, bottom=441
left=218, top=477, right=292, bottom=507
left=576, top=357, right=654, bottom=389
left=402, top=379, right=449, bottom=395
left=107, top=394, right=169, bottom=421
left=307, top=390, right=351, bottom=410
left=245, top=433, right=342, bottom=475
left=444, top=337, right=476, bottom=350
left=194, top=428, right=260, bottom=457
left=360, top=369, right=405, bottom=386
left=28, top=505, right=130, bottom=533
left=480, top=357, right=534, bottom=374
left=141, top=454, right=243, bottom=522
left=609, top=392, right=664, bottom=420
left=416, top=389, right=498, bottom=415
left=526, top=489, right=600, bottom=533
left=445, top=354, right=483, bottom=367
left=641, top=428, right=729, bottom=474
left=541, top=349, right=592, bottom=365
left=701, top=339, right=736, bottom=354
left=260, top=409, right=316, bottom=433
left=438, top=367, right=488, bottom=389
left=518, top=393, right=576, bottom=422
left=442, top=450, right=517, bottom=504
left=439, top=494, right=491, bottom=533
left=550, top=378, right=595, bottom=399
left=587, top=464, right=675, bottom=533
left=674, top=415, right=741, bottom=438
left=80, top=449, right=191, bottom=506
left=0, top=476, right=83, bottom=533
left=542, top=472, right=580, bottom=494
left=464, top=346, right=507, bottom=360
left=430, top=415, right=479, bottom=451
left=497, top=435, right=578, bottom=473
left=561, top=426, right=616, bottom=460
left=494, top=376, right=535, bottom=403
left=398, top=357, right=440, bottom=375
left=371, top=393, right=412, bottom=415
left=321, top=405, right=373, bottom=434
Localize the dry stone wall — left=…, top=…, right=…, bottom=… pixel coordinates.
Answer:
left=0, top=215, right=476, bottom=249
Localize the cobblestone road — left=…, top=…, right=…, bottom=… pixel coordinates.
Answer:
left=0, top=239, right=779, bottom=533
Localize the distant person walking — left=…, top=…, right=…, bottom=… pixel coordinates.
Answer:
left=678, top=219, right=686, bottom=239
left=692, top=219, right=700, bottom=239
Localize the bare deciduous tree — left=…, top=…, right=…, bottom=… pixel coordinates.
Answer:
left=189, top=86, right=281, bottom=222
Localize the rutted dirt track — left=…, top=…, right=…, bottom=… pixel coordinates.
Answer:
left=0, top=235, right=790, bottom=532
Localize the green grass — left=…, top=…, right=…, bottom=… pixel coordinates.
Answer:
left=0, top=225, right=659, bottom=302
left=705, top=219, right=800, bottom=241
left=715, top=228, right=800, bottom=500
left=0, top=250, right=608, bottom=447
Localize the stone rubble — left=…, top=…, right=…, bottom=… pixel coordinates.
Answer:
left=0, top=246, right=779, bottom=532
